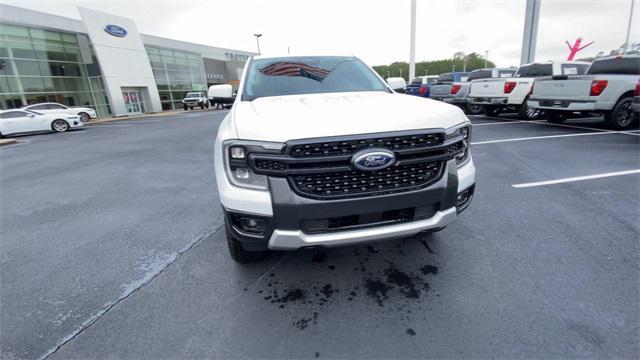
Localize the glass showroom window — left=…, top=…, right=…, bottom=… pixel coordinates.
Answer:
left=146, top=45, right=207, bottom=110
left=0, top=24, right=111, bottom=117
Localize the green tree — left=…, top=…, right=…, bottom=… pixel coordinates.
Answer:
left=373, top=53, right=496, bottom=81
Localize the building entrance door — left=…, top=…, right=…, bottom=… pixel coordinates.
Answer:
left=121, top=88, right=145, bottom=114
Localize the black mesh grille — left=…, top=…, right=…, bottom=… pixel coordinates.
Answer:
left=289, top=161, right=441, bottom=199
left=254, top=159, right=287, bottom=171
left=289, top=133, right=443, bottom=158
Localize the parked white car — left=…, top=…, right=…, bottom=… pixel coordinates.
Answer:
left=214, top=55, right=475, bottom=262
left=469, top=61, right=591, bottom=119
left=0, top=109, right=82, bottom=137
left=22, top=102, right=97, bottom=122
left=528, top=55, right=640, bottom=129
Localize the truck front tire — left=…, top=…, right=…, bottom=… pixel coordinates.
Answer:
left=605, top=96, right=636, bottom=130
left=225, top=222, right=266, bottom=263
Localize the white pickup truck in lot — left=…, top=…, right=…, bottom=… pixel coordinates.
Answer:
left=469, top=61, right=591, bottom=119
left=528, top=55, right=640, bottom=129
left=430, top=68, right=516, bottom=115
left=214, top=55, right=475, bottom=262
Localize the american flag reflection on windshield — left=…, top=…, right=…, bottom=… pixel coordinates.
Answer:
left=259, top=62, right=330, bottom=82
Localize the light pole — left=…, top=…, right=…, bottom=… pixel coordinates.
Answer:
left=484, top=50, right=489, bottom=68
left=409, top=0, right=417, bottom=80
left=623, top=0, right=635, bottom=53
left=253, top=33, right=262, bottom=55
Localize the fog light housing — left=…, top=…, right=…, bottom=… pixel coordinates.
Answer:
left=234, top=215, right=266, bottom=236
left=456, top=185, right=474, bottom=213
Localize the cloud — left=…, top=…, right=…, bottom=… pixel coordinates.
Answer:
left=1, top=0, right=637, bottom=68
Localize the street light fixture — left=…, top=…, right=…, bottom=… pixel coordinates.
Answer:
left=253, top=33, right=262, bottom=55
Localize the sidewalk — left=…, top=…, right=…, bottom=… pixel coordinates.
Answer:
left=85, top=108, right=218, bottom=125
left=0, top=138, right=18, bottom=147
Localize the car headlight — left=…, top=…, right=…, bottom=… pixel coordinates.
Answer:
left=223, top=140, right=284, bottom=190
left=446, top=123, right=471, bottom=168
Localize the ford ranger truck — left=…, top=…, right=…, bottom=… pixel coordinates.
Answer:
left=406, top=75, right=439, bottom=97
left=469, top=61, right=591, bottom=119
left=528, top=55, right=640, bottom=129
left=214, top=55, right=476, bottom=263
left=430, top=68, right=516, bottom=115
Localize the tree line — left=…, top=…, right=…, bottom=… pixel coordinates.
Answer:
left=373, top=52, right=497, bottom=81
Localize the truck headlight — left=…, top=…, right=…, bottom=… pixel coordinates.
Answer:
left=223, top=141, right=284, bottom=190
left=446, top=123, right=471, bottom=168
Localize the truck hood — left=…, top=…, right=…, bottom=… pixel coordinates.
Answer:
left=231, top=92, right=466, bottom=142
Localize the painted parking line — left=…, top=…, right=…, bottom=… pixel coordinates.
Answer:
left=472, top=120, right=533, bottom=126
left=531, top=120, right=640, bottom=136
left=512, top=169, right=640, bottom=188
left=471, top=131, right=624, bottom=145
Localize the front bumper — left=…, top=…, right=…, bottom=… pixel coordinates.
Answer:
left=223, top=159, right=475, bottom=251
left=269, top=207, right=457, bottom=250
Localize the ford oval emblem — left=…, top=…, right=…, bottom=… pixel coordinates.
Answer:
left=104, top=24, right=127, bottom=37
left=352, top=149, right=396, bottom=171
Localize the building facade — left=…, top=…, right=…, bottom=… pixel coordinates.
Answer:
left=0, top=4, right=254, bottom=117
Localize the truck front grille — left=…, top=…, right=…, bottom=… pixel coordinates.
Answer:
left=289, top=161, right=441, bottom=199
left=248, top=129, right=467, bottom=200
left=289, top=133, right=443, bottom=158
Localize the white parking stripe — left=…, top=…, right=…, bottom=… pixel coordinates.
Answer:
left=531, top=120, right=640, bottom=136
left=471, top=131, right=622, bottom=145
left=513, top=169, right=640, bottom=188
left=473, top=120, right=533, bottom=126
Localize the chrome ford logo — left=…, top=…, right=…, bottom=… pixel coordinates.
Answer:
left=104, top=24, right=127, bottom=37
left=352, top=149, right=396, bottom=171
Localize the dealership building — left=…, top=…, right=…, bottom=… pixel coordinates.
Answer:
left=0, top=4, right=255, bottom=117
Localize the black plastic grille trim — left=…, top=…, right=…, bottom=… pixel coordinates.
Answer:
left=288, top=161, right=442, bottom=200
left=288, top=132, right=443, bottom=158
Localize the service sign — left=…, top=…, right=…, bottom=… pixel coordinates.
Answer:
left=104, top=24, right=127, bottom=37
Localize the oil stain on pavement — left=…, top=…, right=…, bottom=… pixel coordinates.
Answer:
left=255, top=238, right=440, bottom=332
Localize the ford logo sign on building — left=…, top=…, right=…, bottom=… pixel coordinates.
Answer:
left=352, top=149, right=396, bottom=171
left=104, top=24, right=127, bottom=37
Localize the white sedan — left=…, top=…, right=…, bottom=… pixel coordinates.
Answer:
left=0, top=109, right=83, bottom=137
left=22, top=102, right=97, bottom=122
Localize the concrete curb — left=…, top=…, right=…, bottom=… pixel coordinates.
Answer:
left=0, top=138, right=18, bottom=146
left=85, top=108, right=220, bottom=126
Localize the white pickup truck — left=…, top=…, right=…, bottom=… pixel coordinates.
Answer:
left=214, top=55, right=475, bottom=262
left=528, top=55, right=640, bottom=129
left=469, top=61, right=591, bottom=119
left=430, top=68, right=516, bottom=115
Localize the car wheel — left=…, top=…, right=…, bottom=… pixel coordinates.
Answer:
left=217, top=103, right=224, bottom=110
left=183, top=104, right=188, bottom=111
left=225, top=224, right=265, bottom=263
left=483, top=106, right=501, bottom=117
left=200, top=104, right=205, bottom=109
left=545, top=111, right=568, bottom=124
left=605, top=97, right=635, bottom=130
left=518, top=98, right=541, bottom=120
left=51, top=119, right=69, bottom=133
left=465, top=103, right=483, bottom=115
left=78, top=112, right=90, bottom=122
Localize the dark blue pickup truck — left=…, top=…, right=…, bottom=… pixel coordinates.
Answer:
left=406, top=75, right=440, bottom=97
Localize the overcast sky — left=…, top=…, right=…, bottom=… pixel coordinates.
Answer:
left=2, top=0, right=638, bottom=67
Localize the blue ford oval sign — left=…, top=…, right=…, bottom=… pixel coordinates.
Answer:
left=104, top=24, right=127, bottom=37
left=352, top=149, right=396, bottom=171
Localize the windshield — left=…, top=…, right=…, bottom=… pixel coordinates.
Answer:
left=515, top=64, right=553, bottom=77
left=185, top=93, right=202, bottom=98
left=242, top=56, right=388, bottom=101
left=587, top=58, right=640, bottom=75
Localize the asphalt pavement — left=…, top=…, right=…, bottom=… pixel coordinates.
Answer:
left=1, top=110, right=638, bottom=359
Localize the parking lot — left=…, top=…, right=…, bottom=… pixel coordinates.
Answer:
left=1, top=110, right=638, bottom=359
